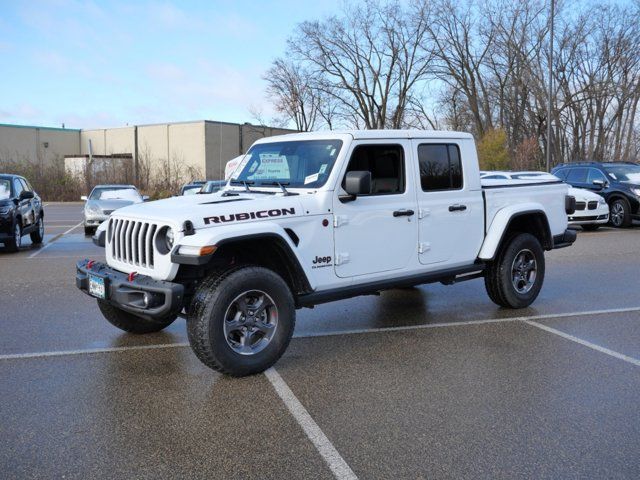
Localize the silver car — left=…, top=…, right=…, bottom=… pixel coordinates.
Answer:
left=81, top=185, right=147, bottom=236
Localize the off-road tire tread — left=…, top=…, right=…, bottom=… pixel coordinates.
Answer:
left=484, top=232, right=544, bottom=309
left=187, top=265, right=295, bottom=377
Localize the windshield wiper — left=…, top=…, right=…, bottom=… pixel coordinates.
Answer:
left=227, top=179, right=274, bottom=195
left=258, top=181, right=298, bottom=196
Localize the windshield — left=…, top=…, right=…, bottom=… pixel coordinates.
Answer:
left=233, top=140, right=343, bottom=188
left=201, top=181, right=226, bottom=194
left=0, top=179, right=11, bottom=200
left=182, top=185, right=201, bottom=195
left=603, top=164, right=640, bottom=183
left=90, top=187, right=141, bottom=202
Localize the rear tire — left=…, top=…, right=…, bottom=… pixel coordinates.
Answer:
left=609, top=198, right=631, bottom=228
left=484, top=233, right=545, bottom=309
left=97, top=300, right=176, bottom=334
left=581, top=224, right=600, bottom=231
left=187, top=265, right=295, bottom=377
left=30, top=215, right=44, bottom=244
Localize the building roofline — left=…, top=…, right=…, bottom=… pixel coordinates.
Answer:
left=0, top=122, right=80, bottom=132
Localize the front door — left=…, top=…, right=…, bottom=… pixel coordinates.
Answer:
left=333, top=141, right=418, bottom=278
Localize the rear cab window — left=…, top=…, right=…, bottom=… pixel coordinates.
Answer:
left=418, top=144, right=463, bottom=191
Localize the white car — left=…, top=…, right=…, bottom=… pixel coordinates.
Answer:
left=81, top=185, right=147, bottom=236
left=567, top=186, right=609, bottom=231
left=78, top=131, right=575, bottom=376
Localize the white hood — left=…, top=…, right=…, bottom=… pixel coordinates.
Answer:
left=111, top=190, right=305, bottom=230
left=568, top=186, right=604, bottom=203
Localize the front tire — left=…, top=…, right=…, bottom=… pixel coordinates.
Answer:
left=5, top=222, right=21, bottom=252
left=609, top=198, right=631, bottom=228
left=187, top=266, right=296, bottom=377
left=484, top=233, right=545, bottom=309
left=581, top=224, right=600, bottom=231
left=97, top=300, right=176, bottom=333
left=84, top=226, right=95, bottom=236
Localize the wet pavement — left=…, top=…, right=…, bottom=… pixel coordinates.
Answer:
left=1, top=203, right=639, bottom=479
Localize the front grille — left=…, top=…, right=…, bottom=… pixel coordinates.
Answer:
left=109, top=218, right=157, bottom=268
left=575, top=201, right=586, bottom=210
left=587, top=201, right=598, bottom=210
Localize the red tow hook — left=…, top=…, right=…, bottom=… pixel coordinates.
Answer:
left=87, top=260, right=95, bottom=269
left=128, top=271, right=137, bottom=282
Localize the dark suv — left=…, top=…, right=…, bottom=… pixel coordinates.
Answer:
left=0, top=174, right=45, bottom=251
left=552, top=162, right=640, bottom=228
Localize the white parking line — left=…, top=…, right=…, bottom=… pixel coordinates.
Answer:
left=0, top=342, right=189, bottom=361
left=2, top=306, right=640, bottom=361
left=28, top=221, right=83, bottom=258
left=295, top=306, right=640, bottom=339
left=265, top=368, right=358, bottom=480
left=524, top=320, right=640, bottom=367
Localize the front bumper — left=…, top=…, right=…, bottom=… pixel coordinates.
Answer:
left=552, top=229, right=577, bottom=249
left=84, top=212, right=108, bottom=226
left=76, top=259, right=185, bottom=321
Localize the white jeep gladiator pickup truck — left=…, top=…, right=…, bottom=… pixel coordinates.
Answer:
left=76, top=130, right=576, bottom=376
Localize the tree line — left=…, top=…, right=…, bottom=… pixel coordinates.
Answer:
left=262, top=0, right=640, bottom=169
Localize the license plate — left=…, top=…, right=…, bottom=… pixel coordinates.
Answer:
left=88, top=274, right=107, bottom=299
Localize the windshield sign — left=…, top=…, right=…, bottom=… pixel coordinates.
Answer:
left=604, top=165, right=640, bottom=183
left=233, top=140, right=343, bottom=188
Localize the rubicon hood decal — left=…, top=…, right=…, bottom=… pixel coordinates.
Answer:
left=204, top=207, right=296, bottom=224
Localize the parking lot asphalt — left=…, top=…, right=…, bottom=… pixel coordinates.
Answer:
left=1, top=203, right=640, bottom=479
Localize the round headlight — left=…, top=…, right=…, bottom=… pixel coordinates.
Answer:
left=165, top=228, right=175, bottom=250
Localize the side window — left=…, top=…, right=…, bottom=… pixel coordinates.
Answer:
left=14, top=179, right=24, bottom=198
left=21, top=179, right=33, bottom=192
left=418, top=143, right=463, bottom=191
left=566, top=168, right=588, bottom=183
left=344, top=144, right=405, bottom=195
left=587, top=168, right=606, bottom=184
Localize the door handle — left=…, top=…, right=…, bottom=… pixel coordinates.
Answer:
left=393, top=209, right=415, bottom=217
left=448, top=204, right=467, bottom=212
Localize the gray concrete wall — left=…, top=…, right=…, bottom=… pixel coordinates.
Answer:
left=0, top=124, right=80, bottom=166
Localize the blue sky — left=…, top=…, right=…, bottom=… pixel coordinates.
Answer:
left=0, top=0, right=341, bottom=129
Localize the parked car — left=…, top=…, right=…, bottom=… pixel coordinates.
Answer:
left=567, top=187, right=609, bottom=230
left=81, top=185, right=147, bottom=236
left=181, top=181, right=206, bottom=196
left=480, top=171, right=559, bottom=181
left=0, top=174, right=44, bottom=251
left=76, top=130, right=575, bottom=377
left=552, top=162, right=640, bottom=227
left=198, top=180, right=227, bottom=194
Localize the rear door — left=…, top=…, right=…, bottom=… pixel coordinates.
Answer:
left=413, top=140, right=484, bottom=267
left=332, top=140, right=418, bottom=278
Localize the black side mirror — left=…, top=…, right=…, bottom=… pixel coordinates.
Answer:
left=340, top=171, right=371, bottom=203
left=19, top=191, right=34, bottom=200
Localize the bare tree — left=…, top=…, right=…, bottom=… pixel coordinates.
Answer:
left=281, top=0, right=434, bottom=129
